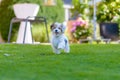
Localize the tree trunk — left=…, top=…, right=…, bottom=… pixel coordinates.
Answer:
left=0, top=32, right=4, bottom=43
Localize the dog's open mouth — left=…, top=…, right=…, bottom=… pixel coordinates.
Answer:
left=55, top=32, right=59, bottom=35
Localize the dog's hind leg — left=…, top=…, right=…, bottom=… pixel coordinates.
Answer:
left=64, top=43, right=70, bottom=53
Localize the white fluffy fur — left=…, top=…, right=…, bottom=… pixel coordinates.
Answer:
left=50, top=22, right=70, bottom=54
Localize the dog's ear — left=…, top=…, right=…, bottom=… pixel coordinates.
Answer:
left=50, top=23, right=54, bottom=30
left=61, top=24, right=66, bottom=33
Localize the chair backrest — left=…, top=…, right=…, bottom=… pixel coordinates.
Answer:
left=13, top=3, right=39, bottom=19
left=99, top=23, right=119, bottom=41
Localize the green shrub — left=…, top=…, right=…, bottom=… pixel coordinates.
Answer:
left=96, top=0, right=120, bottom=23
left=0, top=0, right=64, bottom=42
left=0, top=0, right=15, bottom=41
left=71, top=0, right=89, bottom=20
left=32, top=24, right=51, bottom=43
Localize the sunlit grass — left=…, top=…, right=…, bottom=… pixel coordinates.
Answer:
left=0, top=44, right=120, bottom=80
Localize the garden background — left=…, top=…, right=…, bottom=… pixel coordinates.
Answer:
left=0, top=0, right=120, bottom=43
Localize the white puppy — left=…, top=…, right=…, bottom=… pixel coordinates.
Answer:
left=50, top=22, right=70, bottom=54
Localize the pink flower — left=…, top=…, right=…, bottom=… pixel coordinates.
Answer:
left=72, top=22, right=77, bottom=27
left=70, top=18, right=90, bottom=40
left=71, top=19, right=88, bottom=32
left=76, top=21, right=81, bottom=26
left=71, top=26, right=76, bottom=32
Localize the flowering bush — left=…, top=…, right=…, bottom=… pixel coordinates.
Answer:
left=71, top=19, right=91, bottom=40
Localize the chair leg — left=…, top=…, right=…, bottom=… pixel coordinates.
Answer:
left=44, top=19, right=49, bottom=42
left=8, top=21, right=13, bottom=43
left=23, top=20, right=28, bottom=44
left=30, top=23, right=34, bottom=43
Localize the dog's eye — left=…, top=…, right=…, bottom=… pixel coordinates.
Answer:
left=58, top=27, right=61, bottom=29
left=52, top=27, right=56, bottom=29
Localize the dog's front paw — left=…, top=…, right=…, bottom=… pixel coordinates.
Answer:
left=53, top=49, right=61, bottom=54
left=55, top=50, right=61, bottom=54
left=65, top=50, right=70, bottom=53
left=64, top=46, right=70, bottom=53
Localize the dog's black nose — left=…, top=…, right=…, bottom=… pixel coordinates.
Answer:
left=55, top=30, right=58, bottom=32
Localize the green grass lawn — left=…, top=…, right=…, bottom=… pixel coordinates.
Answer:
left=0, top=44, right=120, bottom=80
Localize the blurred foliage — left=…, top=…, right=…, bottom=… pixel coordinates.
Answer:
left=71, top=0, right=89, bottom=20
left=0, top=0, right=64, bottom=41
left=32, top=24, right=51, bottom=43
left=96, top=0, right=120, bottom=23
left=0, top=0, right=15, bottom=41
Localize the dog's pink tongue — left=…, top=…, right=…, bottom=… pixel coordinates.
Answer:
left=55, top=32, right=59, bottom=34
